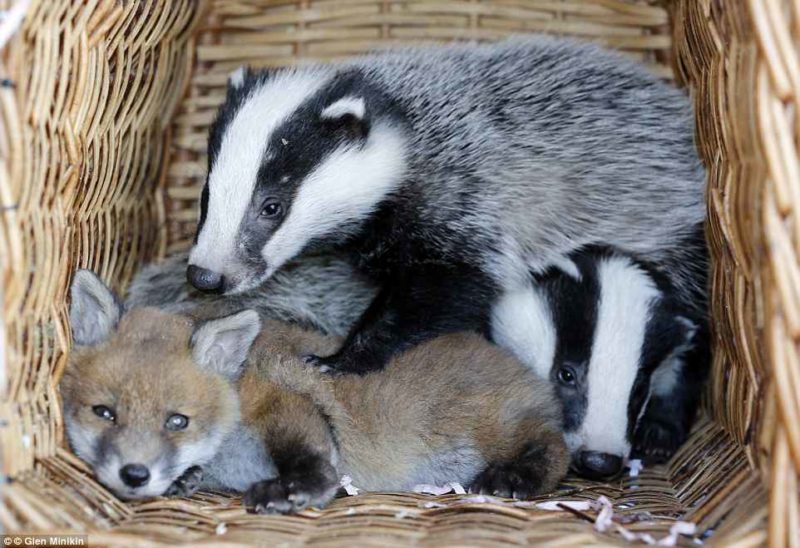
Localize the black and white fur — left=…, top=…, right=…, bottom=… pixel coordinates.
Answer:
left=492, top=248, right=708, bottom=475
left=189, top=38, right=707, bottom=401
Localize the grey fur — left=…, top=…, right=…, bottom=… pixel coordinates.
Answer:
left=355, top=36, right=706, bottom=308
left=125, top=252, right=375, bottom=336
left=202, top=425, right=277, bottom=493
left=204, top=35, right=707, bottom=313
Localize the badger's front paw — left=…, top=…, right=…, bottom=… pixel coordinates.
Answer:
left=164, top=466, right=204, bottom=497
left=632, top=418, right=686, bottom=464
left=244, top=473, right=339, bottom=514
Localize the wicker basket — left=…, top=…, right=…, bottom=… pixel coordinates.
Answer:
left=0, top=0, right=797, bottom=545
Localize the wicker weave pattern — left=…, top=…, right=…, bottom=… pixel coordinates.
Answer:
left=1, top=0, right=794, bottom=545
left=671, top=1, right=800, bottom=544
left=0, top=0, right=201, bottom=477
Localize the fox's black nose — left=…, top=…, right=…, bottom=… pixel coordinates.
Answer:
left=119, top=463, right=150, bottom=487
left=187, top=264, right=224, bottom=293
left=574, top=451, right=623, bottom=480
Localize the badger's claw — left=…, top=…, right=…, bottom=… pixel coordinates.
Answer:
left=632, top=419, right=685, bottom=465
left=164, top=465, right=204, bottom=497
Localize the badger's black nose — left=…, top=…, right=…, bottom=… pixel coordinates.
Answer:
left=575, top=451, right=623, bottom=480
left=119, top=463, right=150, bottom=487
left=187, top=264, right=224, bottom=293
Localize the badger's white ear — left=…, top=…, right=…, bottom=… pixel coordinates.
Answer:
left=228, top=66, right=248, bottom=89
left=69, top=270, right=122, bottom=347
left=321, top=96, right=366, bottom=121
left=675, top=316, right=698, bottom=347
left=191, top=310, right=261, bottom=379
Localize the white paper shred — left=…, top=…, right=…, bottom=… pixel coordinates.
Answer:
left=394, top=510, right=411, bottom=519
left=215, top=523, right=227, bottom=536
left=658, top=522, right=697, bottom=546
left=627, top=458, right=644, bottom=478
left=589, top=495, right=697, bottom=545
left=449, top=482, right=466, bottom=495
left=412, top=482, right=466, bottom=496
left=339, top=475, right=360, bottom=496
left=411, top=491, right=699, bottom=545
left=593, top=496, right=615, bottom=532
left=535, top=500, right=593, bottom=512
left=413, top=484, right=452, bottom=496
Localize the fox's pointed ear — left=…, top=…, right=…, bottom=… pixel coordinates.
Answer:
left=320, top=96, right=369, bottom=139
left=191, top=310, right=261, bottom=379
left=69, top=270, right=122, bottom=347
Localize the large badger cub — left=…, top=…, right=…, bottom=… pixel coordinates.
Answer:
left=188, top=36, right=708, bottom=452
left=62, top=271, right=568, bottom=507
left=492, top=249, right=708, bottom=475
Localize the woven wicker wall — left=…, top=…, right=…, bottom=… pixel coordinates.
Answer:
left=671, top=1, right=800, bottom=545
left=0, top=0, right=202, bottom=477
left=1, top=0, right=796, bottom=545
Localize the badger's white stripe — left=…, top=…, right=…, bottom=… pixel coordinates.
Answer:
left=190, top=69, right=334, bottom=273
left=321, top=96, right=366, bottom=120
left=491, top=284, right=556, bottom=378
left=262, top=123, right=406, bottom=276
left=575, top=256, right=660, bottom=456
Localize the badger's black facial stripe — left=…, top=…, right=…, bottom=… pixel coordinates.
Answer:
left=218, top=69, right=400, bottom=269
left=196, top=183, right=210, bottom=240
left=538, top=255, right=599, bottom=433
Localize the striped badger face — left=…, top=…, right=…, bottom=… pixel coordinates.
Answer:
left=491, top=250, right=696, bottom=479
left=188, top=66, right=407, bottom=294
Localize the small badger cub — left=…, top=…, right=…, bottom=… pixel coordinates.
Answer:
left=61, top=271, right=568, bottom=508
left=492, top=249, right=706, bottom=478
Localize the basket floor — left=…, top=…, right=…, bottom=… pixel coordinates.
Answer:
left=1, top=418, right=767, bottom=546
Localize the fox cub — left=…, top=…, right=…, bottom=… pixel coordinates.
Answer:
left=61, top=270, right=568, bottom=512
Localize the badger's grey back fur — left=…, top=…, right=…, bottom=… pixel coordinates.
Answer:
left=125, top=252, right=375, bottom=336
left=352, top=36, right=706, bottom=307
left=197, top=35, right=706, bottom=313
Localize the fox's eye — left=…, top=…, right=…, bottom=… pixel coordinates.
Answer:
left=92, top=405, right=116, bottom=422
left=260, top=201, right=283, bottom=218
left=165, top=414, right=189, bottom=431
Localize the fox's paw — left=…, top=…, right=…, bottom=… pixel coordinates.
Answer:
left=164, top=466, right=203, bottom=497
left=469, top=462, right=545, bottom=500
left=632, top=418, right=686, bottom=465
left=301, top=353, right=375, bottom=376
left=244, top=473, right=338, bottom=515
left=301, top=354, right=343, bottom=375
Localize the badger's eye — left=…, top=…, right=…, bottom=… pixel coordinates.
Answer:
left=557, top=367, right=577, bottom=386
left=92, top=405, right=116, bottom=423
left=260, top=201, right=283, bottom=218
left=165, top=414, right=189, bottom=431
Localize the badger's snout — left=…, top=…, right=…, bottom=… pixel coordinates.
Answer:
left=187, top=264, right=224, bottom=293
left=573, top=450, right=623, bottom=480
